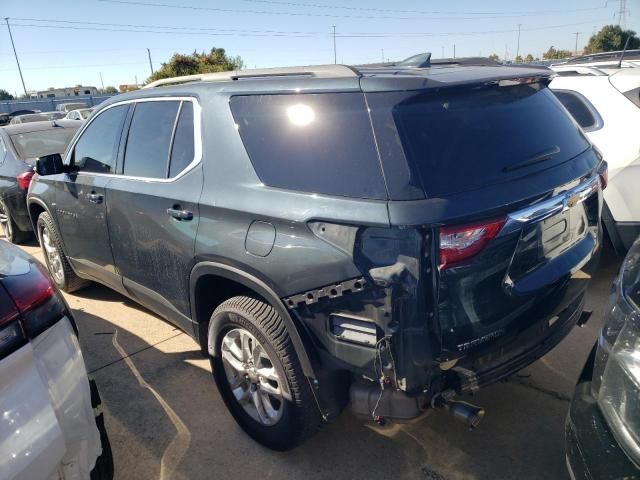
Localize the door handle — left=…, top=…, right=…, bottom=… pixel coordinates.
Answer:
left=87, top=192, right=103, bottom=204
left=167, top=207, right=193, bottom=221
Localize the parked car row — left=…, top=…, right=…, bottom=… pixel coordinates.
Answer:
left=0, top=102, right=90, bottom=127
left=1, top=52, right=639, bottom=478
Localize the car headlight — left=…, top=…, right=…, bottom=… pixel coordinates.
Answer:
left=593, top=240, right=640, bottom=466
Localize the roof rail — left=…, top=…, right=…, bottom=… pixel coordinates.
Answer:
left=430, top=56, right=501, bottom=67
left=549, top=65, right=608, bottom=76
left=143, top=64, right=360, bottom=88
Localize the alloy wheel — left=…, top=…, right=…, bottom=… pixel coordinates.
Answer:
left=0, top=203, right=12, bottom=240
left=41, top=225, right=64, bottom=284
left=220, top=328, right=284, bottom=426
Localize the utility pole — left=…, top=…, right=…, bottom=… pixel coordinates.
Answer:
left=617, top=0, right=627, bottom=28
left=332, top=26, right=337, bottom=64
left=147, top=48, right=154, bottom=75
left=381, top=48, right=384, bottom=63
left=441, top=46, right=444, bottom=58
left=99, top=72, right=104, bottom=90
left=516, top=23, right=522, bottom=59
left=135, top=75, right=138, bottom=86
left=453, top=44, right=456, bottom=58
left=574, top=32, right=581, bottom=55
left=504, top=44, right=508, bottom=62
left=4, top=18, right=27, bottom=97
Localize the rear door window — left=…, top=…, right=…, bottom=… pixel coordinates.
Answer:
left=73, top=105, right=128, bottom=173
left=230, top=92, right=387, bottom=200
left=553, top=90, right=601, bottom=131
left=168, top=101, right=195, bottom=178
left=123, top=101, right=180, bottom=178
left=368, top=84, right=590, bottom=197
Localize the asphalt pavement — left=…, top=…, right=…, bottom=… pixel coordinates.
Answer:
left=12, top=238, right=621, bottom=480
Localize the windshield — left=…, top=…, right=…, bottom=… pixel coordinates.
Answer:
left=10, top=128, right=78, bottom=161
left=368, top=84, right=590, bottom=197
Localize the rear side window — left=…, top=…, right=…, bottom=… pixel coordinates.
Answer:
left=368, top=84, right=590, bottom=197
left=230, top=93, right=387, bottom=199
left=169, top=102, right=195, bottom=178
left=553, top=90, right=601, bottom=131
left=73, top=105, right=128, bottom=173
left=123, top=101, right=180, bottom=178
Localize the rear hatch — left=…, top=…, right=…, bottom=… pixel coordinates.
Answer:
left=365, top=77, right=603, bottom=381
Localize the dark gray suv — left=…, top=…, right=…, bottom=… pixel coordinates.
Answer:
left=28, top=58, right=605, bottom=450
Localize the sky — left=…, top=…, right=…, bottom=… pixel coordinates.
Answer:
left=1, top=0, right=639, bottom=96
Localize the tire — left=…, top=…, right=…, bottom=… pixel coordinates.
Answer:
left=210, top=296, right=322, bottom=451
left=37, top=211, right=89, bottom=292
left=0, top=199, right=31, bottom=244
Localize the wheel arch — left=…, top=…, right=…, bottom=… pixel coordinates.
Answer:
left=189, top=261, right=317, bottom=380
left=26, top=197, right=52, bottom=241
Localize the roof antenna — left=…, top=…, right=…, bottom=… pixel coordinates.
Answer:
left=617, top=35, right=631, bottom=68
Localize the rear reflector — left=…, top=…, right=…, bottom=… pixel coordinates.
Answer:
left=16, top=170, right=35, bottom=191
left=439, top=218, right=505, bottom=269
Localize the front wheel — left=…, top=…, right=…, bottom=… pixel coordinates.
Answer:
left=37, top=212, right=89, bottom=292
left=210, top=296, right=322, bottom=450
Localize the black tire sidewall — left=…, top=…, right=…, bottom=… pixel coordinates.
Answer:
left=37, top=212, right=69, bottom=290
left=211, top=308, right=300, bottom=451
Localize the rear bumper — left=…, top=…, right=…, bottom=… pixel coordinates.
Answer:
left=565, top=349, right=640, bottom=480
left=3, top=187, right=32, bottom=232
left=456, top=292, right=587, bottom=392
left=0, top=318, right=103, bottom=480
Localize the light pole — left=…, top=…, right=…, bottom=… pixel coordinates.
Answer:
left=332, top=26, right=336, bottom=64
left=574, top=32, right=581, bottom=55
left=4, top=18, right=27, bottom=97
left=147, top=48, right=154, bottom=75
left=516, top=23, right=522, bottom=60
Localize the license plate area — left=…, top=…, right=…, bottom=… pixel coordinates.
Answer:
left=540, top=202, right=588, bottom=257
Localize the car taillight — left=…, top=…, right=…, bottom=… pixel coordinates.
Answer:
left=439, top=218, right=505, bottom=269
left=0, top=262, right=65, bottom=354
left=598, top=161, right=608, bottom=190
left=16, top=170, right=35, bottom=191
left=0, top=286, right=27, bottom=360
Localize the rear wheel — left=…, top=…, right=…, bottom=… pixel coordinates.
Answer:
left=210, top=296, right=322, bottom=450
left=37, top=212, right=88, bottom=292
left=0, top=200, right=31, bottom=244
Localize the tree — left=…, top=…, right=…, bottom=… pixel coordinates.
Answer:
left=0, top=89, right=14, bottom=100
left=584, top=25, right=640, bottom=53
left=524, top=54, right=535, bottom=63
left=488, top=53, right=500, bottom=62
left=514, top=55, right=523, bottom=63
left=542, top=46, right=573, bottom=60
left=103, top=86, right=118, bottom=94
left=148, top=48, right=244, bottom=83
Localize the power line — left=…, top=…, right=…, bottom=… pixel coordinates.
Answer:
left=237, top=0, right=607, bottom=17
left=95, top=0, right=610, bottom=21
left=8, top=18, right=609, bottom=39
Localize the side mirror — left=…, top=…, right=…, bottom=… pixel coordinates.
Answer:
left=35, top=153, right=64, bottom=176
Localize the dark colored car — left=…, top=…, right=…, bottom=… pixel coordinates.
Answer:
left=0, top=120, right=79, bottom=243
left=0, top=240, right=113, bottom=479
left=566, top=236, right=640, bottom=479
left=28, top=58, right=604, bottom=450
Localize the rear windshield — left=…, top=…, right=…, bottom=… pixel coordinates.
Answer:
left=369, top=84, right=590, bottom=197
left=10, top=128, right=78, bottom=161
left=230, top=92, right=387, bottom=200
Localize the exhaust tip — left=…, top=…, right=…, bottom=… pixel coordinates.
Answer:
left=446, top=400, right=485, bottom=429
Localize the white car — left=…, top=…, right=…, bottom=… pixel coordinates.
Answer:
left=64, top=108, right=94, bottom=121
left=550, top=66, right=640, bottom=252
left=0, top=240, right=112, bottom=479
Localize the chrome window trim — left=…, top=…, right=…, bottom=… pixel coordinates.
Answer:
left=64, top=96, right=202, bottom=183
left=498, top=175, right=600, bottom=237
left=553, top=88, right=604, bottom=133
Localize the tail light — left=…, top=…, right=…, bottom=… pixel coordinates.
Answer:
left=0, top=261, right=65, bottom=359
left=439, top=218, right=505, bottom=269
left=16, top=170, right=35, bottom=191
left=597, top=161, right=608, bottom=190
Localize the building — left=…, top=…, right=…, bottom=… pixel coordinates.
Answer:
left=31, top=85, right=99, bottom=99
